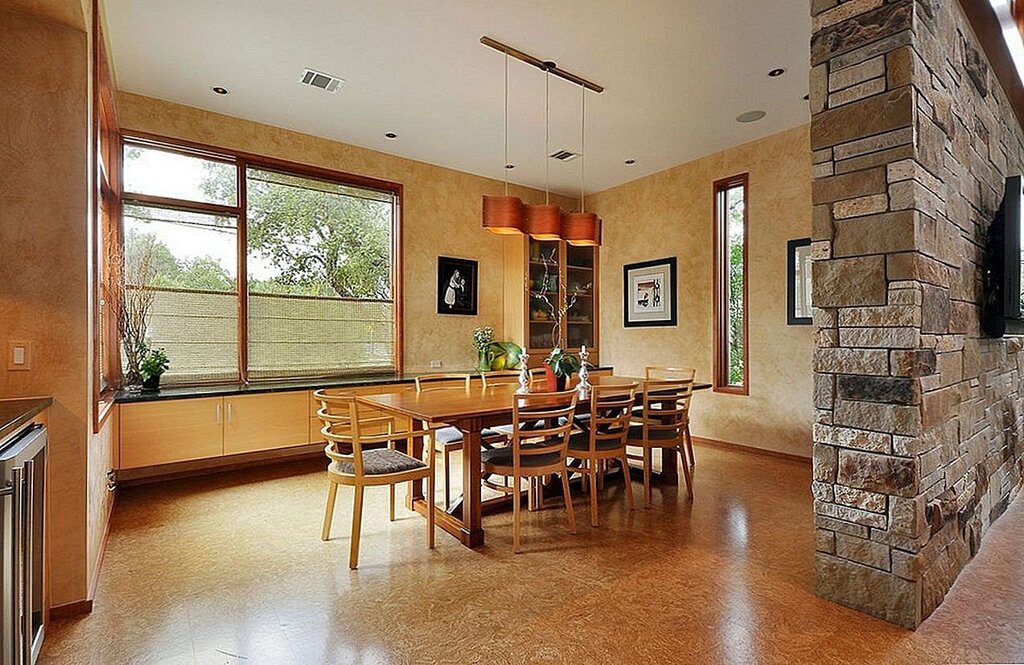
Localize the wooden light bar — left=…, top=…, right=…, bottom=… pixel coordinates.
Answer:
left=480, top=37, right=604, bottom=94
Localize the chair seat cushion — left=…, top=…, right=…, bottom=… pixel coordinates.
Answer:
left=568, top=431, right=627, bottom=452
left=330, top=448, right=426, bottom=476
left=481, top=444, right=561, bottom=469
left=434, top=425, right=506, bottom=446
left=627, top=425, right=681, bottom=441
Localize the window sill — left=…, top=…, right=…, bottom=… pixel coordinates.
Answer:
left=713, top=385, right=748, bottom=396
left=94, top=391, right=117, bottom=433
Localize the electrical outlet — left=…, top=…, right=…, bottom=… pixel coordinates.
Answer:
left=430, top=360, right=442, bottom=369
left=7, top=341, right=30, bottom=371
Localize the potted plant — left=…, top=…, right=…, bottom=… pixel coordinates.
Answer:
left=140, top=346, right=170, bottom=392
left=543, top=347, right=581, bottom=391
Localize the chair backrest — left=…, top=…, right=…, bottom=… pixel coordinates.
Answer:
left=584, top=382, right=638, bottom=454
left=639, top=380, right=694, bottom=441
left=644, top=366, right=696, bottom=381
left=318, top=395, right=412, bottom=477
left=510, top=390, right=578, bottom=463
left=480, top=369, right=544, bottom=389
left=313, top=388, right=356, bottom=430
left=415, top=373, right=471, bottom=392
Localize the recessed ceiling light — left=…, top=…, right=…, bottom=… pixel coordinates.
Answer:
left=211, top=86, right=229, bottom=95
left=736, top=110, right=767, bottom=123
left=768, top=68, right=786, bottom=77
left=624, top=159, right=636, bottom=165
left=505, top=164, right=515, bottom=170
left=384, top=132, right=398, bottom=140
left=803, top=94, right=810, bottom=101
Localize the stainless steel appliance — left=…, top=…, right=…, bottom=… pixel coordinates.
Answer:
left=0, top=425, right=45, bottom=665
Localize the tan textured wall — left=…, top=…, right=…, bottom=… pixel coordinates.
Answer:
left=0, top=8, right=91, bottom=606
left=590, top=125, right=814, bottom=457
left=116, top=93, right=575, bottom=372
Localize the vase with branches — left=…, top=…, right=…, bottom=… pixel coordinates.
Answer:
left=107, top=234, right=160, bottom=387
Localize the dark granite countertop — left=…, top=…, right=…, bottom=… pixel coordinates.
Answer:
left=115, top=367, right=615, bottom=404
left=0, top=398, right=53, bottom=442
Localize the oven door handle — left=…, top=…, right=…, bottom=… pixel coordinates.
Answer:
left=21, top=459, right=33, bottom=665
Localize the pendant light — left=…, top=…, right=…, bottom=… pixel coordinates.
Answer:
left=525, top=64, right=563, bottom=240
left=563, top=81, right=601, bottom=246
left=482, top=50, right=525, bottom=235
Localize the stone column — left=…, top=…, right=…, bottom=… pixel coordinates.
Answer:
left=811, top=0, right=1024, bottom=629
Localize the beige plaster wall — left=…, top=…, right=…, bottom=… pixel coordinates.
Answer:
left=116, top=93, right=575, bottom=372
left=589, top=125, right=814, bottom=457
left=0, top=7, right=91, bottom=606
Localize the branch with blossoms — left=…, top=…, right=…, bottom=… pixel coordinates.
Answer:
left=527, top=248, right=591, bottom=350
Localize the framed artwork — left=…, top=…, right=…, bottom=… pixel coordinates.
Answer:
left=788, top=238, right=813, bottom=325
left=437, top=256, right=478, bottom=315
left=623, top=257, right=677, bottom=327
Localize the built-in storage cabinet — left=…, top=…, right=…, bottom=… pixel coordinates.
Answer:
left=119, top=396, right=224, bottom=469
left=526, top=238, right=599, bottom=362
left=224, top=392, right=309, bottom=455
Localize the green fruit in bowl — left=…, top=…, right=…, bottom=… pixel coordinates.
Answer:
left=487, top=341, right=523, bottom=370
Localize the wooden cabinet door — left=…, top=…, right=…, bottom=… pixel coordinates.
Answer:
left=224, top=392, right=309, bottom=455
left=120, top=397, right=224, bottom=469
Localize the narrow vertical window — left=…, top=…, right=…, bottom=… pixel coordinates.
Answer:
left=714, top=174, right=748, bottom=393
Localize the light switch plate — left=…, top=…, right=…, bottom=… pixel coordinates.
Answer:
left=8, top=341, right=30, bottom=371
left=430, top=360, right=442, bottom=369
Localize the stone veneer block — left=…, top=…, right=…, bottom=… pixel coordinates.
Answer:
left=837, top=448, right=919, bottom=497
left=812, top=167, right=887, bottom=204
left=811, top=88, right=914, bottom=151
left=837, top=375, right=920, bottom=405
left=835, top=532, right=892, bottom=570
left=833, top=211, right=916, bottom=257
left=811, top=2, right=913, bottom=66
left=833, top=193, right=889, bottom=219
left=815, top=348, right=890, bottom=375
left=829, top=55, right=886, bottom=92
left=815, top=553, right=919, bottom=628
left=834, top=400, right=922, bottom=437
left=813, top=256, right=886, bottom=307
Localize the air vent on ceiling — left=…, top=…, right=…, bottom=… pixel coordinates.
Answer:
left=549, top=150, right=581, bottom=162
left=300, top=68, right=344, bottom=93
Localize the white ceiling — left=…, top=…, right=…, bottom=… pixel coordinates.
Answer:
left=104, top=0, right=811, bottom=196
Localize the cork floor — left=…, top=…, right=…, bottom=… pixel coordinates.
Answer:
left=42, top=444, right=1024, bottom=664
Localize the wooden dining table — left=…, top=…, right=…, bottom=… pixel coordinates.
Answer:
left=359, top=375, right=711, bottom=548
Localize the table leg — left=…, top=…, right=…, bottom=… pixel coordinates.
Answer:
left=660, top=446, right=679, bottom=485
left=406, top=418, right=425, bottom=509
left=457, top=418, right=485, bottom=547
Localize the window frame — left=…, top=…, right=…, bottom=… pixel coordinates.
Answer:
left=713, top=173, right=749, bottom=395
left=118, top=131, right=404, bottom=385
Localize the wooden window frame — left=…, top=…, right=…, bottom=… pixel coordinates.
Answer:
left=117, top=130, right=405, bottom=385
left=713, top=173, right=749, bottom=395
left=92, top=5, right=120, bottom=432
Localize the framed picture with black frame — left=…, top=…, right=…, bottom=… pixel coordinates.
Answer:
left=623, top=257, right=677, bottom=327
left=437, top=256, right=478, bottom=315
left=787, top=238, right=812, bottom=325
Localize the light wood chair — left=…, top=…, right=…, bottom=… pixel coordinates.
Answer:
left=480, top=368, right=545, bottom=389
left=627, top=380, right=695, bottom=506
left=643, top=366, right=696, bottom=467
left=414, top=373, right=506, bottom=508
left=568, top=383, right=638, bottom=526
left=481, top=390, right=579, bottom=553
left=316, top=391, right=435, bottom=569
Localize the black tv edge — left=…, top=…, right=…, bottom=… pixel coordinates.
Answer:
left=982, top=174, right=1024, bottom=337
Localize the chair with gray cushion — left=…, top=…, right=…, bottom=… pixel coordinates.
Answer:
left=317, top=391, right=436, bottom=570
left=626, top=379, right=695, bottom=506
left=643, top=366, right=697, bottom=467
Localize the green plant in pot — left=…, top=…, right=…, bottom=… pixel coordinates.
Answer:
left=544, top=348, right=580, bottom=391
left=472, top=326, right=495, bottom=372
left=140, top=346, right=170, bottom=392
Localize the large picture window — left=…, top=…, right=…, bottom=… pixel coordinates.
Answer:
left=120, top=135, right=401, bottom=385
left=714, top=174, right=748, bottom=394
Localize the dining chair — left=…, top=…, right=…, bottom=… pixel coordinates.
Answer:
left=481, top=390, right=579, bottom=553
left=480, top=368, right=545, bottom=389
left=643, top=366, right=697, bottom=467
left=414, top=373, right=505, bottom=508
left=317, top=391, right=435, bottom=569
left=626, top=380, right=695, bottom=506
left=568, top=382, right=638, bottom=526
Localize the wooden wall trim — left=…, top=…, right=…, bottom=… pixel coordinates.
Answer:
left=959, top=0, right=1024, bottom=131
left=690, top=436, right=811, bottom=465
left=50, top=599, right=93, bottom=619
left=712, top=173, right=750, bottom=395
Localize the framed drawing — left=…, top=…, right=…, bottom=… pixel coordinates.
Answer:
left=788, top=238, right=813, bottom=325
left=437, top=256, right=478, bottom=315
left=623, top=257, right=677, bottom=327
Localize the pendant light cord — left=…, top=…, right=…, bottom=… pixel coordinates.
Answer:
left=580, top=83, right=586, bottom=213
left=544, top=66, right=550, bottom=205
left=503, top=51, right=509, bottom=196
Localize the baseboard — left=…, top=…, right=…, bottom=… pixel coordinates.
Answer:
left=116, top=444, right=324, bottom=487
left=691, top=436, right=811, bottom=464
left=50, top=599, right=92, bottom=619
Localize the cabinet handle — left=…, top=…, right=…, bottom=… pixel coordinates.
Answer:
left=215, top=404, right=221, bottom=424
left=227, top=402, right=233, bottom=423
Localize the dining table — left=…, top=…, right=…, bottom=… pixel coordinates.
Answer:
left=359, top=374, right=712, bottom=548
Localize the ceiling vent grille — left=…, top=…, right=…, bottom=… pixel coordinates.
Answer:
left=549, top=150, right=581, bottom=162
left=300, top=68, right=344, bottom=93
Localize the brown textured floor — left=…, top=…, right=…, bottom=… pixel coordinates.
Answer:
left=42, top=443, right=1024, bottom=664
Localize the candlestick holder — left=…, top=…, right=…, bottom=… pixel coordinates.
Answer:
left=516, top=353, right=531, bottom=394
left=576, top=345, right=592, bottom=399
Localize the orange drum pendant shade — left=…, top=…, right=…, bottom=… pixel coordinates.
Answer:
left=482, top=51, right=525, bottom=235
left=525, top=204, right=563, bottom=240
left=562, top=211, right=600, bottom=246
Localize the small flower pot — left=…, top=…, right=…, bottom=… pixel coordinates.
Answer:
left=543, top=365, right=566, bottom=392
left=141, top=374, right=162, bottom=392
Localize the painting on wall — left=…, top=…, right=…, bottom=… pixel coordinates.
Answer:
left=787, top=238, right=812, bottom=325
left=623, top=257, right=677, bottom=327
left=437, top=256, right=478, bottom=316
